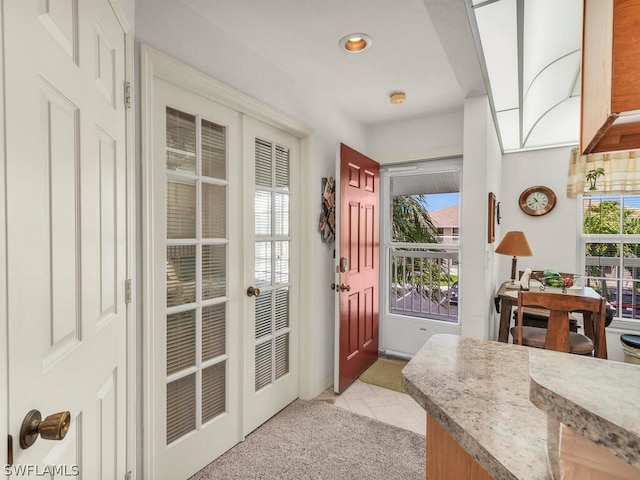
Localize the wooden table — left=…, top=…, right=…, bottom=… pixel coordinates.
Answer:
left=495, top=281, right=610, bottom=359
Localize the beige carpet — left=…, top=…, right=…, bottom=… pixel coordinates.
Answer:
left=190, top=399, right=425, bottom=479
left=359, top=357, right=408, bottom=393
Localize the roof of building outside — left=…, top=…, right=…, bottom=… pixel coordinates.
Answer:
left=429, top=204, right=459, bottom=228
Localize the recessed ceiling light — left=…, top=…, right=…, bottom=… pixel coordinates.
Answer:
left=390, top=92, right=406, bottom=104
left=339, top=33, right=373, bottom=53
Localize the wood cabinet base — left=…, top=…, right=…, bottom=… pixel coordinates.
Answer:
left=426, top=415, right=492, bottom=480
left=557, top=424, right=640, bottom=479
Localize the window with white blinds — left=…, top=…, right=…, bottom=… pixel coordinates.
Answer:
left=165, top=107, right=228, bottom=445
left=254, top=138, right=291, bottom=391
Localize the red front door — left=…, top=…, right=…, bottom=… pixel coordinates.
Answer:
left=336, top=143, right=380, bottom=393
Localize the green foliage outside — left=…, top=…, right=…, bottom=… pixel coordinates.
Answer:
left=392, top=194, right=439, bottom=243
left=583, top=199, right=640, bottom=297
left=391, top=195, right=456, bottom=302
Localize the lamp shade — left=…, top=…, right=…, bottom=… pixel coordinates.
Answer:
left=495, top=231, right=534, bottom=257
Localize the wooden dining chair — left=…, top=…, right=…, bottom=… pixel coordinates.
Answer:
left=510, top=291, right=607, bottom=355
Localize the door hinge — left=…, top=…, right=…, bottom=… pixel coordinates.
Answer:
left=125, top=279, right=132, bottom=304
left=124, top=81, right=132, bottom=109
left=125, top=471, right=132, bottom=480
left=7, top=435, right=13, bottom=467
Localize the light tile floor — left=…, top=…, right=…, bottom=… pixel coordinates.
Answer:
left=319, top=379, right=426, bottom=436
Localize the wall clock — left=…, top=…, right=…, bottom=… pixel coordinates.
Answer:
left=519, top=186, right=556, bottom=216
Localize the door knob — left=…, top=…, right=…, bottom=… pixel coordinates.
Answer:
left=246, top=286, right=261, bottom=297
left=19, top=410, right=71, bottom=449
left=338, top=283, right=351, bottom=292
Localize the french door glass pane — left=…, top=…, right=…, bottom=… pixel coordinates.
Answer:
left=166, top=245, right=196, bottom=307
left=202, top=304, right=226, bottom=361
left=255, top=242, right=271, bottom=287
left=255, top=191, right=271, bottom=236
left=255, top=342, right=272, bottom=391
left=275, top=288, right=289, bottom=330
left=201, top=119, right=226, bottom=179
left=166, top=310, right=196, bottom=375
left=275, top=334, right=289, bottom=380
left=166, top=374, right=196, bottom=444
left=275, top=193, right=289, bottom=235
left=166, top=179, right=196, bottom=239
left=255, top=294, right=271, bottom=340
left=202, top=183, right=226, bottom=239
left=275, top=241, right=289, bottom=284
left=275, top=145, right=289, bottom=190
left=255, top=138, right=272, bottom=187
left=202, top=363, right=226, bottom=422
left=202, top=244, right=226, bottom=300
left=166, top=107, right=196, bottom=173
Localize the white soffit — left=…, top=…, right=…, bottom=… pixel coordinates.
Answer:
left=392, top=171, right=460, bottom=196
left=470, top=0, right=582, bottom=152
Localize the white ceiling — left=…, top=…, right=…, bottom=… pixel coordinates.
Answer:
left=180, top=0, right=482, bottom=127
left=179, top=0, right=581, bottom=151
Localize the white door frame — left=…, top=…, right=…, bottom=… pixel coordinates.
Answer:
left=140, top=44, right=315, bottom=479
left=0, top=0, right=136, bottom=476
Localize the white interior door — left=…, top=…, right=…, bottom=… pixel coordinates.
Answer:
left=4, top=0, right=128, bottom=476
left=243, top=118, right=299, bottom=435
left=149, top=79, right=243, bottom=480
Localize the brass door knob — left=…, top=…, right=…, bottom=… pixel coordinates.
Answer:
left=246, top=286, right=261, bottom=297
left=19, top=410, right=71, bottom=449
left=338, top=283, right=351, bottom=292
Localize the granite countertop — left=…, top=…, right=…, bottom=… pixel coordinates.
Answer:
left=402, top=334, right=551, bottom=480
left=529, top=348, right=640, bottom=469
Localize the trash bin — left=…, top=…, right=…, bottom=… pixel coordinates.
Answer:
left=620, top=334, right=640, bottom=365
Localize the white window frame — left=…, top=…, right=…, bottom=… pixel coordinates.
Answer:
left=379, top=158, right=463, bottom=356
left=578, top=192, right=640, bottom=333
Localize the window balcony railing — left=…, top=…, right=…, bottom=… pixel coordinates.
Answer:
left=389, top=247, right=458, bottom=322
left=584, top=256, right=640, bottom=321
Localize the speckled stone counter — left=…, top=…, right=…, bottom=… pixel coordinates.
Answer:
left=402, top=334, right=551, bottom=480
left=529, top=348, right=640, bottom=470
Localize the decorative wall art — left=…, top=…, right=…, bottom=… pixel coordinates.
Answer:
left=319, top=176, right=336, bottom=244
left=488, top=192, right=496, bottom=243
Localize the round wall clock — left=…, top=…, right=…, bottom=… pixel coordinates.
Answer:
left=519, top=186, right=556, bottom=216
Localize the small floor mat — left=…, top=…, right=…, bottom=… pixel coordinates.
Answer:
left=359, top=357, right=408, bottom=393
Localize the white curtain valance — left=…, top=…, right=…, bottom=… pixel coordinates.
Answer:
left=567, top=147, right=640, bottom=197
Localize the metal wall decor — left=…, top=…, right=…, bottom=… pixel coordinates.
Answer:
left=319, top=176, right=336, bottom=244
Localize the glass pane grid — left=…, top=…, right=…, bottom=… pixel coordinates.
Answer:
left=583, top=193, right=640, bottom=321
left=166, top=108, right=229, bottom=445
left=253, top=136, right=292, bottom=393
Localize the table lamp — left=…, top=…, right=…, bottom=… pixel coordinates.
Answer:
left=495, top=231, right=534, bottom=285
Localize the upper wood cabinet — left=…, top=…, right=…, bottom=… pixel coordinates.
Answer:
left=581, top=0, right=640, bottom=154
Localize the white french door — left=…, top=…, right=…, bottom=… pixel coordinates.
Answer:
left=149, top=79, right=243, bottom=480
left=243, top=118, right=300, bottom=435
left=4, top=0, right=129, bottom=476
left=145, top=50, right=302, bottom=479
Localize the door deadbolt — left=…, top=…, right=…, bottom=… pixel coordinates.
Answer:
left=19, top=410, right=71, bottom=449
